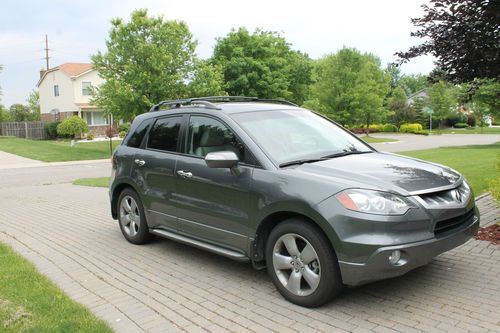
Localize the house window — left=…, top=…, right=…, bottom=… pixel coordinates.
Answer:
left=82, top=81, right=91, bottom=96
left=54, top=85, right=59, bottom=97
left=83, top=111, right=109, bottom=126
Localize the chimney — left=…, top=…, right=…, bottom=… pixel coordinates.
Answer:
left=40, top=68, right=46, bottom=78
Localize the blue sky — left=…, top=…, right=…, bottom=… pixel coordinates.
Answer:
left=0, top=0, right=434, bottom=106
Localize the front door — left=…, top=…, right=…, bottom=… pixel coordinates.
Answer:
left=174, top=115, right=254, bottom=251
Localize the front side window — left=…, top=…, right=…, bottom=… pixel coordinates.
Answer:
left=82, top=81, right=91, bottom=96
left=231, top=110, right=372, bottom=165
left=54, top=85, right=59, bottom=97
left=187, top=116, right=252, bottom=164
left=148, top=117, right=182, bottom=152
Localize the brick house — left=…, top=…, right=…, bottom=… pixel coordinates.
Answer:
left=37, top=63, right=115, bottom=136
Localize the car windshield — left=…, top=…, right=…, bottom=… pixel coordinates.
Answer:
left=231, top=109, right=372, bottom=166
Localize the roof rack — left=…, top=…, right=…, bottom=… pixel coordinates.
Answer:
left=149, top=96, right=297, bottom=112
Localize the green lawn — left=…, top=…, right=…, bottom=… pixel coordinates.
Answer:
left=73, top=177, right=109, bottom=188
left=426, top=127, right=500, bottom=135
left=0, top=242, right=112, bottom=333
left=0, top=137, right=119, bottom=162
left=400, top=142, right=500, bottom=194
left=361, top=136, right=399, bottom=144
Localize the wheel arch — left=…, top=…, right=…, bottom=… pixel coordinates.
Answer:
left=110, top=180, right=141, bottom=219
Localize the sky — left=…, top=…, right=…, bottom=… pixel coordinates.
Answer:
left=0, top=0, right=434, bottom=107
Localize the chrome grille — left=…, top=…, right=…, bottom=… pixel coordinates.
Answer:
left=418, top=182, right=471, bottom=207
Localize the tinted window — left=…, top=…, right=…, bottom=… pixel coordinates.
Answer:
left=187, top=116, right=255, bottom=164
left=148, top=117, right=182, bottom=152
left=126, top=119, right=151, bottom=148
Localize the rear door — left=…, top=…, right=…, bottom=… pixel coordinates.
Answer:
left=173, top=115, right=256, bottom=251
left=131, top=115, right=184, bottom=230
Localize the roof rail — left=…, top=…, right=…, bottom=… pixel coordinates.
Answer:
left=149, top=96, right=298, bottom=112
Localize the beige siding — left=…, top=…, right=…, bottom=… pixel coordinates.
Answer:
left=39, top=70, right=76, bottom=115
left=73, top=70, right=104, bottom=104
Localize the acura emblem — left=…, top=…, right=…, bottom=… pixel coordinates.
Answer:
left=452, top=190, right=463, bottom=203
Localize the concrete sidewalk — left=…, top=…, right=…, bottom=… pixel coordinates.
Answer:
left=0, top=150, right=110, bottom=170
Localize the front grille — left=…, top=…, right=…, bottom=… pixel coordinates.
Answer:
left=434, top=209, right=475, bottom=235
left=419, top=182, right=471, bottom=207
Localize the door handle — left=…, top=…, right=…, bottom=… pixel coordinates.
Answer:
left=177, top=170, right=193, bottom=179
left=134, top=159, right=146, bottom=166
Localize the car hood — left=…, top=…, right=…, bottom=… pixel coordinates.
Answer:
left=292, top=152, right=461, bottom=195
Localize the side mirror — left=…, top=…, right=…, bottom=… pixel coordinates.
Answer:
left=205, top=151, right=239, bottom=169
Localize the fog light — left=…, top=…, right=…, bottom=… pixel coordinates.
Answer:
left=389, top=250, right=401, bottom=265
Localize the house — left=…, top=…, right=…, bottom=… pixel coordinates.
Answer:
left=407, top=88, right=428, bottom=106
left=37, top=63, right=113, bottom=136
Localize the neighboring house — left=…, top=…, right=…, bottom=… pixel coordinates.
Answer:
left=407, top=88, right=428, bottom=106
left=37, top=63, right=113, bottom=136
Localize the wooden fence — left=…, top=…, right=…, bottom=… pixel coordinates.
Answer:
left=0, top=121, right=47, bottom=140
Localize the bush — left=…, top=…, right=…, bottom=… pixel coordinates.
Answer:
left=453, top=123, right=469, bottom=128
left=350, top=127, right=378, bottom=134
left=105, top=127, right=116, bottom=138
left=368, top=124, right=383, bottom=132
left=118, top=123, right=131, bottom=133
left=399, top=123, right=423, bottom=133
left=411, top=130, right=429, bottom=136
left=467, top=114, right=476, bottom=127
left=44, top=121, right=61, bottom=139
left=86, top=133, right=94, bottom=140
left=118, top=131, right=127, bottom=138
left=382, top=124, right=398, bottom=132
left=57, top=116, right=88, bottom=138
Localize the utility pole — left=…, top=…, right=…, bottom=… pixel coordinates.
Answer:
left=44, top=34, right=50, bottom=70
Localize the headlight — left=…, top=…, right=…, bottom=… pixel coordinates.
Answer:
left=336, top=189, right=416, bottom=215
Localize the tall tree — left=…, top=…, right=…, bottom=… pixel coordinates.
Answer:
left=211, top=28, right=312, bottom=104
left=387, top=86, right=415, bottom=126
left=92, top=9, right=222, bottom=121
left=306, top=48, right=389, bottom=126
left=399, top=74, right=429, bottom=95
left=397, top=0, right=500, bottom=83
left=470, top=79, right=500, bottom=119
left=427, top=81, right=457, bottom=128
left=8, top=104, right=32, bottom=122
left=27, top=90, right=41, bottom=121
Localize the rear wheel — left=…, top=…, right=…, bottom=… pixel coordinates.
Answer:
left=265, top=219, right=343, bottom=307
left=117, top=188, right=152, bottom=245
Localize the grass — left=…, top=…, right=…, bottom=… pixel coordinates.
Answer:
left=0, top=137, right=119, bottom=162
left=73, top=177, right=109, bottom=188
left=425, top=127, right=500, bottom=135
left=400, top=142, right=500, bottom=194
left=361, top=136, right=399, bottom=144
left=0, top=242, right=112, bottom=333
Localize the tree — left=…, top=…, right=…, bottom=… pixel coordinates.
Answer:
left=92, top=9, right=204, bottom=121
left=387, top=86, right=415, bottom=126
left=57, top=116, right=88, bottom=138
left=427, top=81, right=457, bottom=128
left=26, top=90, right=41, bottom=121
left=399, top=74, right=429, bottom=95
left=397, top=0, right=500, bottom=83
left=0, top=104, right=6, bottom=122
left=471, top=79, right=500, bottom=119
left=187, top=60, right=226, bottom=97
left=211, top=28, right=312, bottom=104
left=306, top=48, right=389, bottom=126
left=8, top=104, right=32, bottom=122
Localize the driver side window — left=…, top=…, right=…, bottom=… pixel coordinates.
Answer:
left=187, top=116, right=255, bottom=165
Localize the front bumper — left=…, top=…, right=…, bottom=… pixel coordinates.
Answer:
left=338, top=208, right=479, bottom=286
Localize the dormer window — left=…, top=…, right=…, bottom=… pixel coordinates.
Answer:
left=82, top=81, right=92, bottom=96
left=54, top=85, right=59, bottom=97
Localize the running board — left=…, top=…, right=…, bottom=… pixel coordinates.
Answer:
left=150, top=228, right=250, bottom=262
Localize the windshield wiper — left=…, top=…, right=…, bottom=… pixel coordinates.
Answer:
left=279, top=150, right=373, bottom=168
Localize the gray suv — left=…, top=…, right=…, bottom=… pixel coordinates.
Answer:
left=110, top=96, right=479, bottom=307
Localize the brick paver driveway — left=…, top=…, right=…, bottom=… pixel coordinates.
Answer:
left=0, top=165, right=498, bottom=333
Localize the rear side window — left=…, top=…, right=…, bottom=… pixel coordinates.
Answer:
left=147, top=116, right=182, bottom=152
left=126, top=119, right=151, bottom=148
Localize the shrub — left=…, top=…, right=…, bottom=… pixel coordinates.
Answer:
left=411, top=130, right=429, bottom=136
left=86, top=133, right=94, bottom=140
left=453, top=123, right=469, bottom=128
left=44, top=121, right=61, bottom=139
left=467, top=114, right=476, bottom=127
left=56, top=116, right=88, bottom=138
left=350, top=127, right=378, bottom=134
left=368, top=124, right=383, bottom=132
left=382, top=124, right=398, bottom=132
left=399, top=123, right=423, bottom=133
left=118, top=131, right=127, bottom=138
left=105, top=127, right=116, bottom=138
left=118, top=122, right=131, bottom=133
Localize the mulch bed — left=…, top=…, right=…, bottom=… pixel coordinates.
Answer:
left=474, top=224, right=500, bottom=245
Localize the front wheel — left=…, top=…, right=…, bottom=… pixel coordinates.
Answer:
left=265, top=219, right=343, bottom=307
left=117, top=188, right=152, bottom=245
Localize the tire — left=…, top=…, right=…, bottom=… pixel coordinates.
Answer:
left=117, top=188, right=153, bottom=245
left=265, top=219, right=343, bottom=307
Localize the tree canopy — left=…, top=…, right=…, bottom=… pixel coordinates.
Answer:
left=306, top=48, right=389, bottom=127
left=211, top=28, right=312, bottom=104
left=91, top=9, right=224, bottom=120
left=397, top=0, right=500, bottom=83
